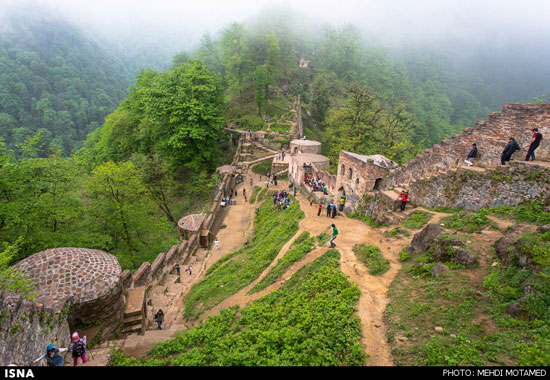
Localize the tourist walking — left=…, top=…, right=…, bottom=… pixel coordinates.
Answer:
left=464, top=143, right=478, bottom=167
left=69, top=332, right=87, bottom=366
left=526, top=128, right=543, bottom=161
left=318, top=203, right=322, bottom=217
left=339, top=197, right=345, bottom=211
left=329, top=224, right=339, bottom=248
left=185, top=266, right=193, bottom=275
left=214, top=238, right=219, bottom=250
left=294, top=186, right=297, bottom=197
left=154, top=309, right=164, bottom=330
left=250, top=177, right=253, bottom=186
left=175, top=264, right=180, bottom=277
left=326, top=203, right=331, bottom=217
left=331, top=203, right=337, bottom=218
left=501, top=137, right=521, bottom=165
left=31, top=344, right=67, bottom=366
left=310, top=197, right=313, bottom=206
left=265, top=180, right=269, bottom=189
left=399, top=190, right=409, bottom=211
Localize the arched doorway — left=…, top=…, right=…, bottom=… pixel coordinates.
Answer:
left=373, top=178, right=383, bottom=190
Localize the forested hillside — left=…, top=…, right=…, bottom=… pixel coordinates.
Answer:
left=0, top=9, right=132, bottom=154
left=177, top=12, right=502, bottom=168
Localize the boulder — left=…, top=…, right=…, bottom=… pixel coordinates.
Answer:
left=409, top=223, right=445, bottom=254
left=495, top=237, right=514, bottom=266
left=453, top=247, right=478, bottom=266
left=432, top=263, right=450, bottom=277
left=537, top=225, right=550, bottom=234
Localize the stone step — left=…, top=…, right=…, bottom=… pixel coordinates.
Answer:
left=163, top=274, right=179, bottom=285
left=123, top=315, right=142, bottom=326
left=122, top=323, right=143, bottom=334
left=124, top=286, right=146, bottom=318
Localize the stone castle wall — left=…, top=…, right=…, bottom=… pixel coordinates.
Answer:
left=0, top=293, right=71, bottom=366
left=384, top=104, right=550, bottom=189
left=409, top=162, right=550, bottom=210
left=335, top=152, right=394, bottom=211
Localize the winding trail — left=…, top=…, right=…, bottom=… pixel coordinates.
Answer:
left=186, top=166, right=412, bottom=365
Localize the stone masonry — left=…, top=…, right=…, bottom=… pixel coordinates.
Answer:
left=14, top=248, right=125, bottom=340
left=335, top=151, right=398, bottom=212
left=384, top=104, right=550, bottom=189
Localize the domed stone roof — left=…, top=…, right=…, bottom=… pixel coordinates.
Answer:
left=15, top=248, right=121, bottom=308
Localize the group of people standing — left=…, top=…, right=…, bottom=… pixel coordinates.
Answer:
left=463, top=128, right=544, bottom=167
left=273, top=189, right=291, bottom=211
left=265, top=172, right=278, bottom=188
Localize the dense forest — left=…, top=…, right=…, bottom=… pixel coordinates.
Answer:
left=0, top=10, right=132, bottom=154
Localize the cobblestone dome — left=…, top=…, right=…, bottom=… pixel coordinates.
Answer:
left=15, top=247, right=122, bottom=309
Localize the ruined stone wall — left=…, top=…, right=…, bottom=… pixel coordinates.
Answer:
left=385, top=104, right=550, bottom=189
left=0, top=293, right=71, bottom=366
left=409, top=162, right=550, bottom=210
left=335, top=152, right=392, bottom=211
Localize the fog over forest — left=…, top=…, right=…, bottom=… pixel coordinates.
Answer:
left=2, top=0, right=550, bottom=59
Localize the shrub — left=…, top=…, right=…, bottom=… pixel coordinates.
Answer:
left=402, top=210, right=433, bottom=230
left=352, top=244, right=390, bottom=275
left=114, top=250, right=367, bottom=366
left=441, top=209, right=497, bottom=233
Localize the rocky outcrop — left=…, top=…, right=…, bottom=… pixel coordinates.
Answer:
left=409, top=224, right=478, bottom=268
left=409, top=224, right=445, bottom=254
left=432, top=263, right=450, bottom=277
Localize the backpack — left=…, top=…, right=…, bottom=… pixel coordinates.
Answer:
left=71, top=339, right=86, bottom=358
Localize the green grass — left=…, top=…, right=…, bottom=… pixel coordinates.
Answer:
left=316, top=232, right=330, bottom=246
left=249, top=186, right=262, bottom=204
left=183, top=197, right=304, bottom=320
left=441, top=208, right=498, bottom=233
left=402, top=210, right=433, bottom=230
left=384, top=229, right=550, bottom=366
left=249, top=232, right=316, bottom=294
left=112, top=250, right=367, bottom=366
left=352, top=244, right=390, bottom=275
left=489, top=201, right=550, bottom=226
left=347, top=212, right=382, bottom=227
left=252, top=160, right=272, bottom=176
left=386, top=227, right=411, bottom=238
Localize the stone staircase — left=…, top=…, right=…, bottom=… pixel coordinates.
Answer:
left=122, top=286, right=146, bottom=334
left=81, top=247, right=213, bottom=366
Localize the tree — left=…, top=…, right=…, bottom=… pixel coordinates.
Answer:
left=221, top=23, right=252, bottom=99
left=254, top=65, right=270, bottom=114
left=85, top=161, right=174, bottom=269
left=138, top=60, right=225, bottom=171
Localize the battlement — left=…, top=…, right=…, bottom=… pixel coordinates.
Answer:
left=384, top=104, right=550, bottom=189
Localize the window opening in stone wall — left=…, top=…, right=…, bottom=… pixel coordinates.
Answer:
left=348, top=168, right=352, bottom=179
left=341, top=164, right=345, bottom=175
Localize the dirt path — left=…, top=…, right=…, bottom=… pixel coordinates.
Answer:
left=191, top=175, right=410, bottom=365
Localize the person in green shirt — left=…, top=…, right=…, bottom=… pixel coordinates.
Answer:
left=330, top=224, right=338, bottom=248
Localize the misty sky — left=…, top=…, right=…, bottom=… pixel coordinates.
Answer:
left=2, top=0, right=550, bottom=52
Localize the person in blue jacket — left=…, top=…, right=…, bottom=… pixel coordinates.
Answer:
left=501, top=137, right=520, bottom=165
left=31, top=344, right=67, bottom=366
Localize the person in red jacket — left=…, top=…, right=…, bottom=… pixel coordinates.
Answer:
left=399, top=190, right=409, bottom=211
